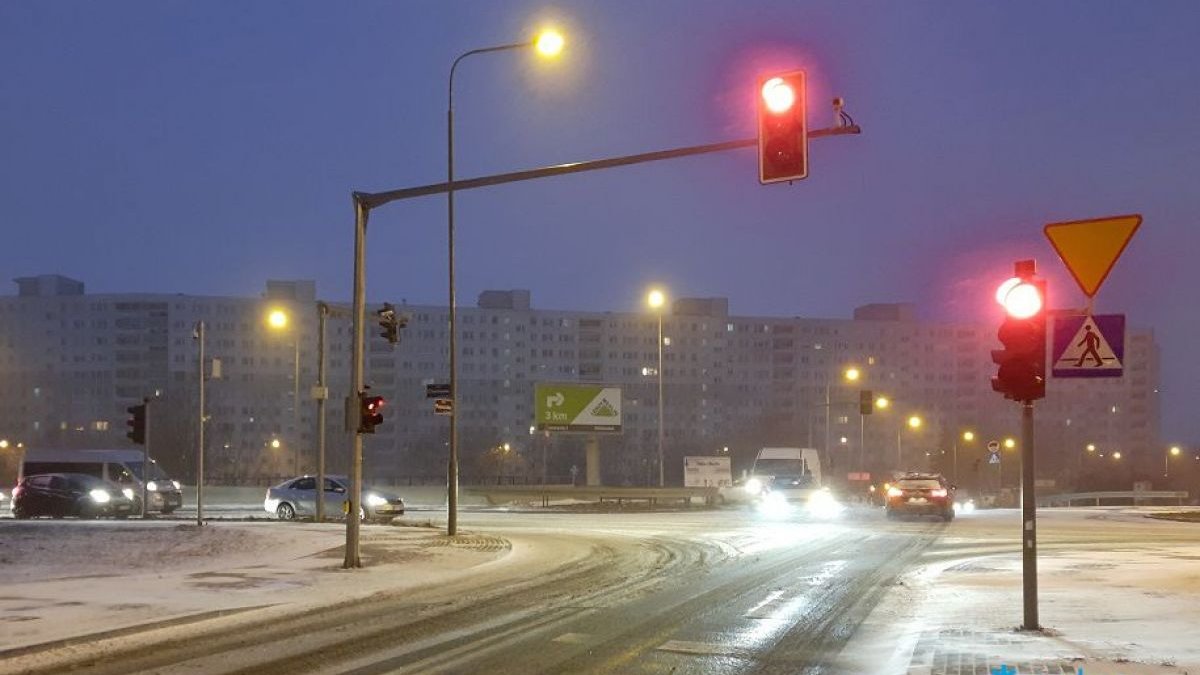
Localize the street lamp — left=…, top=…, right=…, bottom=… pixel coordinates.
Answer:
left=266, top=307, right=301, bottom=476
left=1113, top=451, right=1122, bottom=460
left=1166, top=445, right=1181, bottom=477
left=1004, top=437, right=1016, bottom=449
left=647, top=287, right=667, bottom=486
left=897, top=414, right=922, bottom=466
left=954, top=430, right=975, bottom=485
left=447, top=28, right=566, bottom=536
left=818, top=366, right=861, bottom=470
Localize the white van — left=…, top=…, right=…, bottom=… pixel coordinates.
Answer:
left=744, top=447, right=822, bottom=500
left=20, top=449, right=184, bottom=514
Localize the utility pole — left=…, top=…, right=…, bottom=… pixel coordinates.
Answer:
left=195, top=321, right=206, bottom=526
left=344, top=199, right=367, bottom=569
left=1021, top=400, right=1038, bottom=630
left=142, top=398, right=151, bottom=519
left=315, top=303, right=330, bottom=523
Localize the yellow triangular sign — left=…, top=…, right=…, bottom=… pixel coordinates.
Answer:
left=1044, top=214, right=1141, bottom=297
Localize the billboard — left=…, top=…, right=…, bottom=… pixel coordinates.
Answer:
left=534, top=383, right=622, bottom=433
left=684, top=456, right=732, bottom=488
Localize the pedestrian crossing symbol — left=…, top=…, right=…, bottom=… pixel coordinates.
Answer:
left=1051, top=314, right=1125, bottom=378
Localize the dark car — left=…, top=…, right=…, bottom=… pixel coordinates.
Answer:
left=885, top=473, right=955, bottom=521
left=11, top=473, right=138, bottom=519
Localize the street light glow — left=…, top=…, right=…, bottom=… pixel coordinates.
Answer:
left=1170, top=446, right=1181, bottom=456
left=1004, top=437, right=1016, bottom=449
left=962, top=431, right=975, bottom=442
left=761, top=77, right=796, bottom=114
left=844, top=367, right=861, bottom=382
left=0, top=439, right=8, bottom=449
left=534, top=29, right=564, bottom=57
left=1113, top=451, right=1122, bottom=460
left=647, top=289, right=666, bottom=309
left=1086, top=443, right=1096, bottom=452
left=907, top=415, right=922, bottom=429
left=271, top=438, right=281, bottom=449
left=875, top=396, right=890, bottom=409
left=267, top=309, right=289, bottom=329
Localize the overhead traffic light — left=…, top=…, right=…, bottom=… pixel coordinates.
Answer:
left=757, top=69, right=808, bottom=184
left=991, top=266, right=1047, bottom=402
left=358, top=390, right=385, bottom=434
left=859, top=390, right=874, bottom=415
left=126, top=402, right=146, bottom=445
left=377, top=303, right=408, bottom=346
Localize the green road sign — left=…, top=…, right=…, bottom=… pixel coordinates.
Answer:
left=534, top=383, right=622, bottom=433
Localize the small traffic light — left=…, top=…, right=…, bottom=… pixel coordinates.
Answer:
left=757, top=69, right=808, bottom=184
left=377, top=303, right=408, bottom=346
left=991, top=268, right=1047, bottom=402
left=358, top=390, right=385, bottom=434
left=859, top=390, right=874, bottom=415
left=126, top=403, right=146, bottom=445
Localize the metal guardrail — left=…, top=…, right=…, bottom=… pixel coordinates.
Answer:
left=1038, top=490, right=1190, bottom=507
left=465, top=485, right=721, bottom=507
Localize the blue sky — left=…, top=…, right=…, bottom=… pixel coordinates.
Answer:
left=2, top=1, right=1198, bottom=441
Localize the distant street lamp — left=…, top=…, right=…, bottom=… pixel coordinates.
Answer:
left=647, top=287, right=667, bottom=486
left=1165, top=445, right=1181, bottom=477
left=266, top=308, right=300, bottom=476
left=446, top=28, right=566, bottom=536
left=897, top=414, right=922, bottom=466
left=954, top=430, right=975, bottom=485
left=1113, top=451, right=1122, bottom=460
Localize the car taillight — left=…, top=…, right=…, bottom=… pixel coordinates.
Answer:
left=931, top=488, right=948, bottom=498
left=886, top=487, right=903, bottom=498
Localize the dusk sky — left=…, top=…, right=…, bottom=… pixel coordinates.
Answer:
left=2, top=1, right=1198, bottom=442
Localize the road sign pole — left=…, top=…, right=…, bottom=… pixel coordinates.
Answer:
left=344, top=197, right=367, bottom=569
left=1021, top=399, right=1039, bottom=630
left=197, top=321, right=205, bottom=527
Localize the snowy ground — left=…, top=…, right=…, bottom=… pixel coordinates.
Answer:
left=846, top=507, right=1200, bottom=675
left=0, top=518, right=514, bottom=653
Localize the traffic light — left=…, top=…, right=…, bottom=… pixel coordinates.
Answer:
left=377, top=303, right=408, bottom=346
left=126, top=403, right=146, bottom=445
left=358, top=390, right=385, bottom=434
left=859, top=390, right=874, bottom=415
left=757, top=69, right=808, bottom=184
left=991, top=271, right=1047, bottom=402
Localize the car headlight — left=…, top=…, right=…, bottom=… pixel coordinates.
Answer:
left=89, top=489, right=112, bottom=504
left=806, top=488, right=844, bottom=518
left=146, top=481, right=158, bottom=492
left=744, top=478, right=764, bottom=495
left=122, top=488, right=135, bottom=500
left=366, top=493, right=387, bottom=507
left=171, top=480, right=181, bottom=490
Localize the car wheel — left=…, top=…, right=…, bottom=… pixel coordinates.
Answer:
left=276, top=502, right=297, bottom=521
left=12, top=506, right=29, bottom=519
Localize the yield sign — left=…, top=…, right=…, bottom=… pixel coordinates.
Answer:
left=1044, top=214, right=1141, bottom=297
left=1051, top=314, right=1125, bottom=378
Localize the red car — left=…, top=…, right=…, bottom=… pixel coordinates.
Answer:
left=885, top=473, right=955, bottom=521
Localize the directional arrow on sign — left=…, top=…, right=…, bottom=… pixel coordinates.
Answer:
left=1044, top=214, right=1141, bottom=298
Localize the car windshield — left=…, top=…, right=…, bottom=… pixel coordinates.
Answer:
left=125, top=460, right=170, bottom=481
left=753, top=458, right=809, bottom=476
left=897, top=479, right=943, bottom=489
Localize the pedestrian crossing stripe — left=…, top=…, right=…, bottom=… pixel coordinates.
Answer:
left=1054, top=316, right=1121, bottom=370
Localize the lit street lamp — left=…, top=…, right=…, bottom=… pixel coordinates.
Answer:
left=446, top=27, right=565, bottom=536
left=1165, top=445, right=1181, bottom=477
left=647, top=287, right=667, bottom=486
left=266, top=308, right=300, bottom=476
left=897, top=414, right=922, bottom=467
left=954, top=430, right=975, bottom=485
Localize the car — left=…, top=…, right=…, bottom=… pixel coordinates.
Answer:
left=264, top=475, right=405, bottom=523
left=20, top=449, right=184, bottom=514
left=10, top=473, right=138, bottom=519
left=884, top=473, right=955, bottom=521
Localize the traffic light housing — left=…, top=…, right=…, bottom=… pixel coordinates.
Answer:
left=126, top=403, right=146, bottom=445
left=377, top=303, right=408, bottom=346
left=358, top=391, right=385, bottom=434
left=991, top=278, right=1047, bottom=402
left=757, top=69, right=808, bottom=184
left=859, top=390, right=874, bottom=415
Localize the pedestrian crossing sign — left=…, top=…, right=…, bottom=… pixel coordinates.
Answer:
left=1051, top=313, right=1125, bottom=378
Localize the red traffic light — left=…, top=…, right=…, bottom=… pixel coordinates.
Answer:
left=991, top=275, right=1047, bottom=402
left=358, top=393, right=386, bottom=434
left=996, top=277, right=1044, bottom=319
left=757, top=69, right=808, bottom=184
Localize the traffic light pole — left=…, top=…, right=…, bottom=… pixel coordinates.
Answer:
left=196, top=321, right=205, bottom=527
left=345, top=111, right=861, bottom=558
left=1021, top=399, right=1038, bottom=630
left=142, top=398, right=151, bottom=519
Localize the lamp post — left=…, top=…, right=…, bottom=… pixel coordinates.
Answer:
left=447, top=29, right=565, bottom=536
left=955, top=430, right=975, bottom=485
left=1166, top=446, right=1181, bottom=477
left=266, top=308, right=300, bottom=476
left=897, top=414, right=922, bottom=467
left=647, top=288, right=667, bottom=486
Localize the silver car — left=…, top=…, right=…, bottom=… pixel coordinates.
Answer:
left=264, top=475, right=405, bottom=523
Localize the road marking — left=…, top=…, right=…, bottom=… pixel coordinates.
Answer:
left=657, top=640, right=737, bottom=656
left=744, top=589, right=786, bottom=618
left=551, top=632, right=592, bottom=645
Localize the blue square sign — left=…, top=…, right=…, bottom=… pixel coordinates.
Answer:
left=1051, top=314, right=1125, bottom=378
